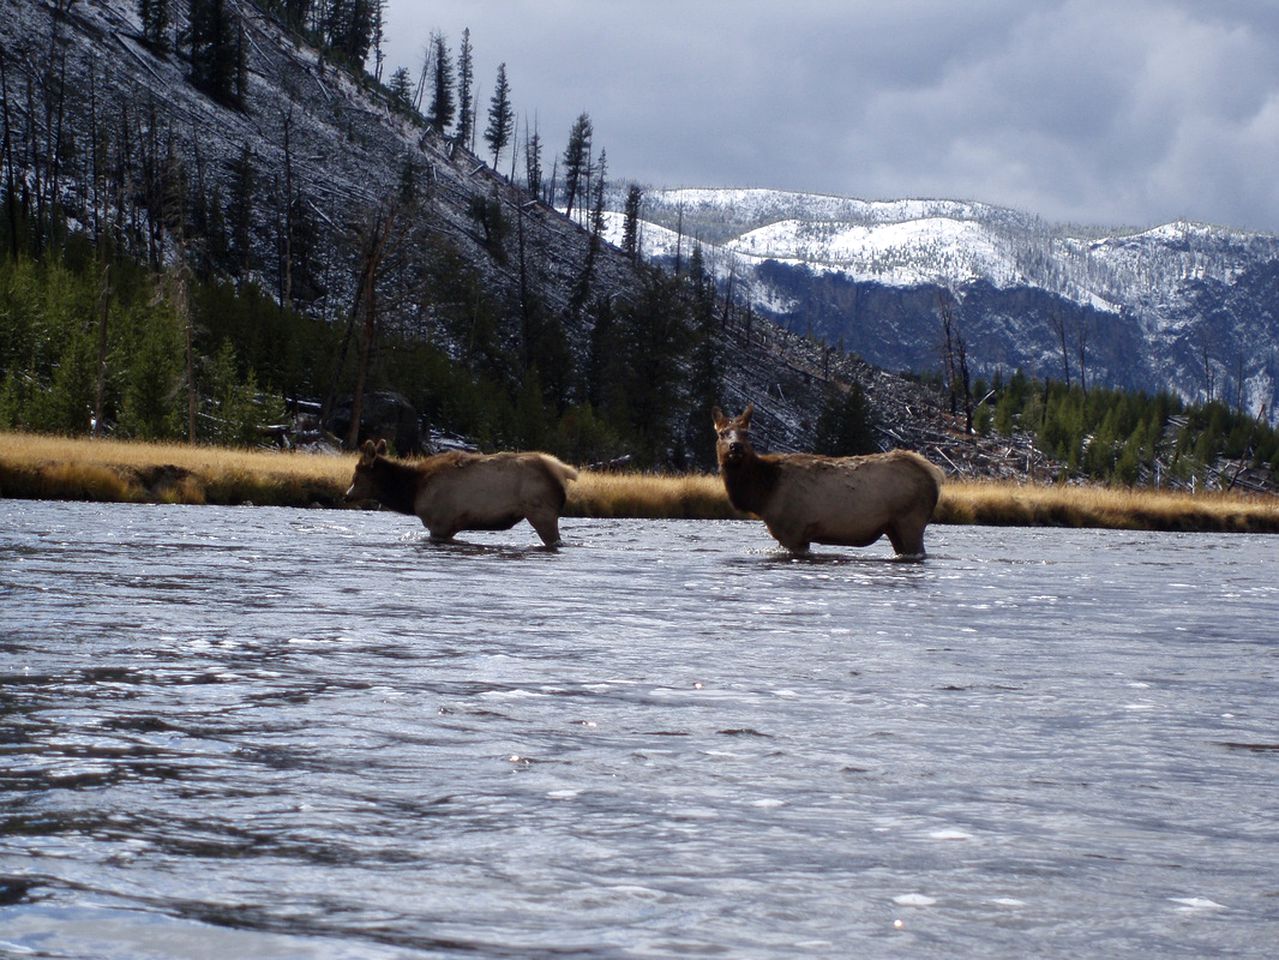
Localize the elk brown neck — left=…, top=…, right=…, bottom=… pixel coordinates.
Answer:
left=370, top=456, right=420, bottom=515
left=719, top=448, right=781, bottom=516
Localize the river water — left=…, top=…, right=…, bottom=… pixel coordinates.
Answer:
left=1, top=500, right=1276, bottom=959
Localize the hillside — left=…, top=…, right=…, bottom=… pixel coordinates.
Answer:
left=1, top=0, right=1053, bottom=474
left=4, top=1, right=1276, bottom=492
left=618, top=187, right=1279, bottom=424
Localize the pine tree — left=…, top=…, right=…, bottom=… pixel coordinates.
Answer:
left=139, top=0, right=170, bottom=53
left=586, top=295, right=624, bottom=415
left=621, top=183, right=642, bottom=261
left=589, top=148, right=607, bottom=242
left=119, top=292, right=184, bottom=440
left=282, top=0, right=313, bottom=32
left=455, top=28, right=474, bottom=146
left=396, top=158, right=418, bottom=206
left=567, top=148, right=608, bottom=315
left=234, top=18, right=248, bottom=108
left=227, top=142, right=255, bottom=280
left=685, top=247, right=723, bottom=468
left=561, top=112, right=591, bottom=221
left=626, top=275, right=694, bottom=466
left=427, top=32, right=454, bottom=134
left=388, top=66, right=412, bottom=109
left=814, top=383, right=879, bottom=456
left=204, top=183, right=228, bottom=274
left=370, top=0, right=386, bottom=82
left=325, top=0, right=375, bottom=67
left=484, top=63, right=512, bottom=169
left=188, top=0, right=241, bottom=108
left=524, top=124, right=542, bottom=198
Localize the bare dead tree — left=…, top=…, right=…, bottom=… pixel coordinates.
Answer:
left=412, top=41, right=433, bottom=115
left=1077, top=313, right=1090, bottom=395
left=673, top=201, right=684, bottom=276
left=721, top=266, right=735, bottom=331
left=1051, top=307, right=1071, bottom=388
left=345, top=201, right=401, bottom=449
left=938, top=292, right=958, bottom=415
left=938, top=292, right=973, bottom=432
left=280, top=107, right=294, bottom=308
left=93, top=260, right=110, bottom=436
left=0, top=45, right=20, bottom=258
left=1200, top=332, right=1215, bottom=404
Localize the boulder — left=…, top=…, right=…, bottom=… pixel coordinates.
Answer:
left=325, top=391, right=425, bottom=455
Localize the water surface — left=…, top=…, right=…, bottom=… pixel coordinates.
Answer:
left=2, top=501, right=1276, bottom=958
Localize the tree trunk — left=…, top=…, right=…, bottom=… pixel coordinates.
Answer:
left=93, top=261, right=110, bottom=436
left=344, top=205, right=398, bottom=449
left=174, top=261, right=197, bottom=443
left=1, top=47, right=21, bottom=258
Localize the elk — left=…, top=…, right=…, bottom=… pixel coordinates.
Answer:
left=345, top=440, right=578, bottom=547
left=713, top=405, right=943, bottom=558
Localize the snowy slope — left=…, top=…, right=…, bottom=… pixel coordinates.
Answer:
left=611, top=186, right=1279, bottom=419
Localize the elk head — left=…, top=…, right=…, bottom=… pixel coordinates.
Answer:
left=712, top=404, right=755, bottom=467
left=344, top=438, right=388, bottom=502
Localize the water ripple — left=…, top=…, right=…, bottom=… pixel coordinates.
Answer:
left=1, top=502, right=1277, bottom=958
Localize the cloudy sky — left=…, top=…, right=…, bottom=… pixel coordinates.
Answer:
left=381, top=0, right=1279, bottom=232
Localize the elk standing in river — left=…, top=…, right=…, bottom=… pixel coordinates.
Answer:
left=713, top=405, right=943, bottom=558
left=345, top=440, right=578, bottom=546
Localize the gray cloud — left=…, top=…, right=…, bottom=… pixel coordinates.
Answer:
left=382, top=0, right=1279, bottom=231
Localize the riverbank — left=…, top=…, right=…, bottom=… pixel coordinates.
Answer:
left=2, top=432, right=1277, bottom=533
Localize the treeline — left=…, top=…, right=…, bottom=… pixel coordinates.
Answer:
left=2, top=0, right=731, bottom=467
left=375, top=19, right=617, bottom=223
left=971, top=370, right=1279, bottom=487
left=0, top=211, right=729, bottom=467
left=0, top=240, right=291, bottom=444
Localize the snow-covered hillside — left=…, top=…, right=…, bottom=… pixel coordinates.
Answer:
left=609, top=187, right=1279, bottom=420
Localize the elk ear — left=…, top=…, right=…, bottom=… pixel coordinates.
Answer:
left=359, top=439, right=378, bottom=464
left=375, top=439, right=388, bottom=456
left=712, top=406, right=728, bottom=430
left=739, top=404, right=754, bottom=427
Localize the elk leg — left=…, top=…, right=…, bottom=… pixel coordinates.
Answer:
left=887, top=521, right=926, bottom=559
left=527, top=512, right=562, bottom=547
left=765, top=521, right=810, bottom=553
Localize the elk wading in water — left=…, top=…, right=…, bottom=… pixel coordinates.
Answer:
left=345, top=440, right=578, bottom=546
left=713, top=405, right=944, bottom=559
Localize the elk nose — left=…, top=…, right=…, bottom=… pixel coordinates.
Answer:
left=729, top=441, right=743, bottom=455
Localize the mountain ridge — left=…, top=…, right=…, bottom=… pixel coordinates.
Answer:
left=613, top=186, right=1279, bottom=421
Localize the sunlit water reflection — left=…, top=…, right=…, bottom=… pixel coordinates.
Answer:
left=2, top=500, right=1276, bottom=958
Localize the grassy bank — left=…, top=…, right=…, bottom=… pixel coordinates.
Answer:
left=2, top=432, right=1277, bottom=533
left=935, top=479, right=1279, bottom=534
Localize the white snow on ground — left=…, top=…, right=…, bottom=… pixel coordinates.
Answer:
left=612, top=186, right=1279, bottom=317
left=724, top=216, right=1022, bottom=287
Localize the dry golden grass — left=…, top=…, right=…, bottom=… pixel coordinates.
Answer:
left=0, top=432, right=350, bottom=507
left=567, top=470, right=739, bottom=520
left=938, top=479, right=1279, bottom=534
left=2, top=432, right=1276, bottom=533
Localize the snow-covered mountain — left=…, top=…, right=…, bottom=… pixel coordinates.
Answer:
left=608, top=187, right=1279, bottom=421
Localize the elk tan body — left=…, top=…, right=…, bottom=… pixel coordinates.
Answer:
left=345, top=440, right=578, bottom=546
left=713, top=405, right=943, bottom=558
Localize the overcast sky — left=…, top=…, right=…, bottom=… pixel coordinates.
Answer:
left=380, top=0, right=1279, bottom=232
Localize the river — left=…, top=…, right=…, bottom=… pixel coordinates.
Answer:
left=1, top=500, right=1276, bottom=958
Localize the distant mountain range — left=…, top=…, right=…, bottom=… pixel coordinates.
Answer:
left=607, top=188, right=1279, bottom=422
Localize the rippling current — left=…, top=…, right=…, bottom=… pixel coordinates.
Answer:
left=1, top=500, right=1277, bottom=959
